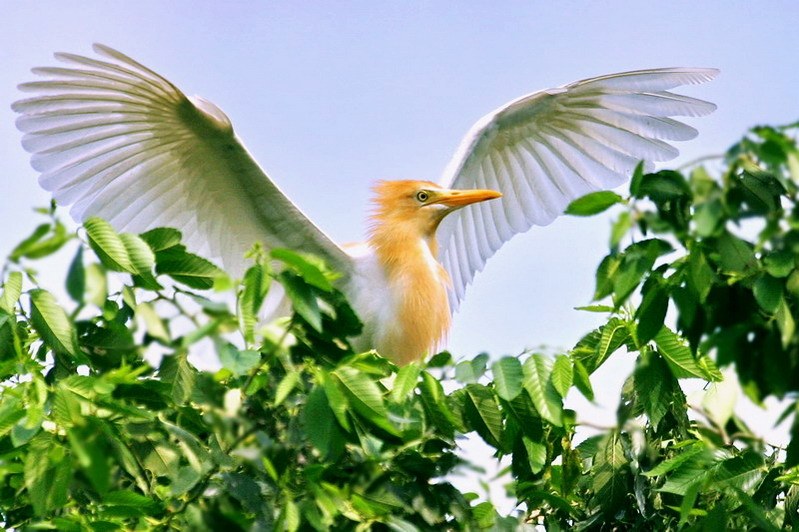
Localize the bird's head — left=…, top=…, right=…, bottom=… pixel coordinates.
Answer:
left=369, top=180, right=502, bottom=238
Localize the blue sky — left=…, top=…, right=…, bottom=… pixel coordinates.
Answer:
left=1, top=1, right=797, bottom=495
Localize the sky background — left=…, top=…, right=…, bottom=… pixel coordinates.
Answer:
left=1, top=0, right=798, bottom=508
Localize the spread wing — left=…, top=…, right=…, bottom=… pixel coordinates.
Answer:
left=13, top=44, right=352, bottom=278
left=436, top=68, right=718, bottom=310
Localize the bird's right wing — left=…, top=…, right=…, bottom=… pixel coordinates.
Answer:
left=436, top=68, right=718, bottom=310
left=13, top=44, right=353, bottom=278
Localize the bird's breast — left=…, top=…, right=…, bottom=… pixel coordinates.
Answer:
left=344, top=241, right=451, bottom=365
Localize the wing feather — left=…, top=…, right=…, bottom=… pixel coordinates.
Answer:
left=13, top=44, right=352, bottom=277
left=438, top=67, right=718, bottom=311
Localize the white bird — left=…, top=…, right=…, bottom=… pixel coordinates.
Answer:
left=13, top=44, right=717, bottom=364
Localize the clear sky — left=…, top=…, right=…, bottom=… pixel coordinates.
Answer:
left=1, top=0, right=797, bottom=504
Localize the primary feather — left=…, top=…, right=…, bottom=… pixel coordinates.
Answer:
left=436, top=68, right=718, bottom=309
left=13, top=44, right=351, bottom=279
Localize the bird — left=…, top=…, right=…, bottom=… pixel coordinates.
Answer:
left=12, top=44, right=717, bottom=365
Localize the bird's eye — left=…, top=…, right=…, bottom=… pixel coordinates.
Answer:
left=416, top=191, right=429, bottom=202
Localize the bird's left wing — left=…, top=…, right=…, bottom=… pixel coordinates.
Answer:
left=436, top=68, right=718, bottom=310
left=13, top=44, right=353, bottom=278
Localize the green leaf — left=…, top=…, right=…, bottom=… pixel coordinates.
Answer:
left=712, top=452, right=766, bottom=492
left=419, top=370, right=458, bottom=434
left=594, top=253, right=621, bottom=300
left=735, top=490, right=782, bottom=532
left=274, top=370, right=300, bottom=405
left=629, top=161, right=646, bottom=197
left=25, top=436, right=72, bottom=516
left=0, top=397, right=25, bottom=438
left=29, top=289, right=81, bottom=359
left=271, top=248, right=335, bottom=291
left=103, top=490, right=161, bottom=515
left=550, top=355, right=573, bottom=398
left=1, top=271, right=23, bottom=313
left=455, top=353, right=489, bottom=383
left=523, top=436, right=547, bottom=474
left=753, top=274, right=783, bottom=313
left=471, top=501, right=496, bottom=529
left=156, top=252, right=222, bottom=289
left=280, top=272, right=321, bottom=332
left=636, top=283, right=669, bottom=345
left=610, top=211, right=633, bottom=249
left=716, top=231, right=757, bottom=275
left=10, top=222, right=50, bottom=261
left=218, top=343, right=261, bottom=376
left=612, top=239, right=671, bottom=305
left=304, top=386, right=345, bottom=459
left=764, top=249, right=795, bottom=278
left=160, top=352, right=196, bottom=404
left=635, top=170, right=691, bottom=201
left=655, top=327, right=721, bottom=381
left=85, top=263, right=108, bottom=308
left=68, top=422, right=111, bottom=495
left=688, top=250, right=714, bottom=303
left=139, top=227, right=183, bottom=252
left=572, top=359, right=594, bottom=401
left=693, top=200, right=724, bottom=237
left=464, top=384, right=504, bottom=449
left=594, top=318, right=630, bottom=371
left=84, top=218, right=134, bottom=273
left=391, top=364, right=421, bottom=403
left=565, top=191, right=623, bottom=216
left=237, top=264, right=271, bottom=344
left=278, top=496, right=300, bottom=532
left=119, top=233, right=155, bottom=274
left=776, top=298, right=796, bottom=349
left=575, top=304, right=615, bottom=313
left=644, top=441, right=705, bottom=477
left=334, top=366, right=398, bottom=435
left=65, top=246, right=85, bottom=304
left=634, top=349, right=679, bottom=430
left=492, top=356, right=523, bottom=401
left=318, top=369, right=351, bottom=432
left=522, top=354, right=563, bottom=426
left=592, top=431, right=629, bottom=515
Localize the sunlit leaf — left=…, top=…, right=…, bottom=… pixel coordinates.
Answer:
left=29, top=289, right=81, bottom=359
left=550, top=355, right=573, bottom=398
left=280, top=271, right=321, bottom=332
left=464, top=384, right=503, bottom=449
left=522, top=354, right=562, bottom=426
left=391, top=364, right=421, bottom=403
left=238, top=263, right=271, bottom=344
left=492, top=356, right=523, bottom=401
left=655, top=327, right=721, bottom=381
left=1, top=271, right=23, bottom=313
left=156, top=251, right=223, bottom=289
left=334, top=366, right=397, bottom=436
left=271, top=248, right=335, bottom=291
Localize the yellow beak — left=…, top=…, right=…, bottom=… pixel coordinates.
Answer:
left=432, top=188, right=502, bottom=208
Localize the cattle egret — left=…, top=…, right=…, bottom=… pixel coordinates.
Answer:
left=12, top=45, right=717, bottom=364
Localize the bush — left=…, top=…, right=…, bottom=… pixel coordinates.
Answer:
left=1, top=123, right=799, bottom=530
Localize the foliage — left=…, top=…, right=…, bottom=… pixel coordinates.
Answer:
left=1, top=123, right=799, bottom=530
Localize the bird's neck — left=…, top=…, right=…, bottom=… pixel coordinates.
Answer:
left=367, top=220, right=451, bottom=365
